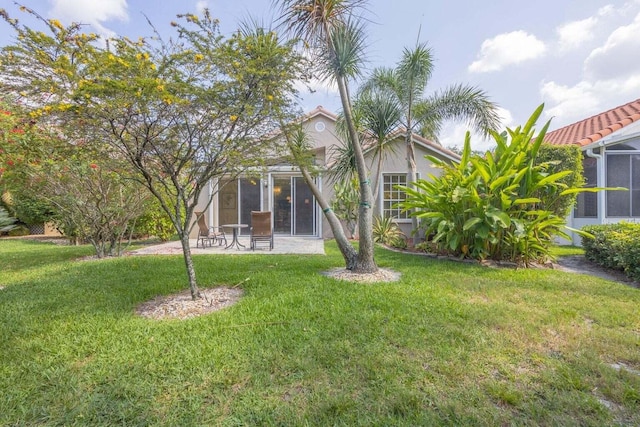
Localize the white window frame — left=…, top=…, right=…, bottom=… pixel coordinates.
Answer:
left=380, top=173, right=412, bottom=222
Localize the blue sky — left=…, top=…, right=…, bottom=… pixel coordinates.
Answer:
left=1, top=0, right=639, bottom=150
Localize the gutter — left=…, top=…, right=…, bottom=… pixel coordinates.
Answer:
left=584, top=141, right=606, bottom=222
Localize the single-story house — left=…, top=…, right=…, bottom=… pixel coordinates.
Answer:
left=191, top=106, right=460, bottom=239
left=543, top=98, right=640, bottom=245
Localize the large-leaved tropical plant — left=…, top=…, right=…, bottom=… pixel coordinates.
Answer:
left=398, top=105, right=617, bottom=265
left=0, top=206, right=17, bottom=233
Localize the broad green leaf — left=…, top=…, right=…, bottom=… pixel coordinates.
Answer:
left=560, top=186, right=627, bottom=196
left=489, top=175, right=511, bottom=191
left=513, top=198, right=541, bottom=205
left=486, top=209, right=511, bottom=227
left=463, top=217, right=482, bottom=231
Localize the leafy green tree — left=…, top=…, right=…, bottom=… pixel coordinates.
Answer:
left=398, top=105, right=604, bottom=265
left=277, top=0, right=378, bottom=273
left=0, top=8, right=304, bottom=298
left=0, top=98, right=146, bottom=253
left=361, top=44, right=500, bottom=244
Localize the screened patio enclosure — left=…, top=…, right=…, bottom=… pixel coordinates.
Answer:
left=216, top=175, right=317, bottom=237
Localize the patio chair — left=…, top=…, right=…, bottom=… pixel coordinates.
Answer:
left=195, top=211, right=227, bottom=248
left=250, top=211, right=273, bottom=250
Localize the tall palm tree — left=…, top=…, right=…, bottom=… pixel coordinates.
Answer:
left=361, top=43, right=500, bottom=244
left=277, top=0, right=378, bottom=273
left=331, top=90, right=401, bottom=203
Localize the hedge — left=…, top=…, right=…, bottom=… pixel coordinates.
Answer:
left=536, top=144, right=584, bottom=218
left=582, top=223, right=640, bottom=282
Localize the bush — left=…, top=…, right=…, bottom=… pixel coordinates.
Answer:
left=10, top=192, right=56, bottom=226
left=399, top=105, right=588, bottom=265
left=535, top=144, right=584, bottom=218
left=582, top=223, right=640, bottom=281
left=134, top=199, right=175, bottom=241
left=0, top=206, right=17, bottom=233
left=7, top=224, right=29, bottom=236
left=373, top=216, right=406, bottom=249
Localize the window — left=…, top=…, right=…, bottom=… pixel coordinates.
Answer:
left=382, top=174, right=409, bottom=220
left=606, top=152, right=640, bottom=217
left=574, top=156, right=598, bottom=218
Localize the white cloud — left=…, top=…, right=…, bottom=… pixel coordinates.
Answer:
left=468, top=31, right=546, bottom=73
left=440, top=107, right=514, bottom=152
left=555, top=5, right=617, bottom=53
left=49, top=0, right=128, bottom=38
left=541, top=7, right=640, bottom=127
left=583, top=12, right=640, bottom=80
left=556, top=17, right=598, bottom=53
left=540, top=76, right=640, bottom=126
left=540, top=81, right=600, bottom=124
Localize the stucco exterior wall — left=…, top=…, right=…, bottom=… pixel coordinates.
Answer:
left=189, top=108, right=459, bottom=241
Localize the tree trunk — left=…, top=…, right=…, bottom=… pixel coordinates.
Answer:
left=406, top=131, right=420, bottom=246
left=298, top=165, right=358, bottom=270
left=336, top=76, right=378, bottom=273
left=179, top=231, right=201, bottom=300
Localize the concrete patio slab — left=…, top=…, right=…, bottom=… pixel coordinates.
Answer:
left=128, top=236, right=325, bottom=256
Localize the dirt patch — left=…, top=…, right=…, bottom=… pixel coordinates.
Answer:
left=136, top=286, right=243, bottom=320
left=388, top=244, right=639, bottom=288
left=322, top=267, right=401, bottom=283
left=554, top=256, right=638, bottom=288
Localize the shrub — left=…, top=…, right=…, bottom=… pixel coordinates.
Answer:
left=399, top=105, right=591, bottom=265
left=134, top=199, right=175, bottom=241
left=373, top=215, right=406, bottom=248
left=535, top=144, right=584, bottom=218
left=10, top=191, right=56, bottom=226
left=0, top=206, right=17, bottom=233
left=582, top=223, right=640, bottom=281
left=7, top=224, right=29, bottom=236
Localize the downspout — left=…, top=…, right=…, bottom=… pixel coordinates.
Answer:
left=585, top=141, right=606, bottom=222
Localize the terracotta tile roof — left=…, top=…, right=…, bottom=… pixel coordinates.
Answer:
left=544, top=98, right=640, bottom=147
left=304, top=105, right=338, bottom=121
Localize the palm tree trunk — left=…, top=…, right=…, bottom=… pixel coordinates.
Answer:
left=298, top=166, right=358, bottom=269
left=336, top=75, right=377, bottom=273
left=372, top=149, right=383, bottom=205
left=405, top=132, right=420, bottom=246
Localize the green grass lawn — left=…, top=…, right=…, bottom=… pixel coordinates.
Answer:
left=1, top=239, right=638, bottom=426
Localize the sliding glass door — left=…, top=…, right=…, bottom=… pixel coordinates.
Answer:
left=218, top=178, right=262, bottom=235
left=272, top=176, right=315, bottom=235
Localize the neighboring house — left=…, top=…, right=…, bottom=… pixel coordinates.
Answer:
left=191, top=106, right=460, bottom=239
left=543, top=98, right=640, bottom=244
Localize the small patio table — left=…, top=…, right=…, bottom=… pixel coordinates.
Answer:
left=221, top=224, right=248, bottom=250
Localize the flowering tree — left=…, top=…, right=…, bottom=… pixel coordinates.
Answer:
left=0, top=101, right=147, bottom=254
left=0, top=7, right=305, bottom=298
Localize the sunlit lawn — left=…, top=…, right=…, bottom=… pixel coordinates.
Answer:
left=1, top=239, right=638, bottom=426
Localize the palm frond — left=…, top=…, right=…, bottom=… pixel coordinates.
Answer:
left=274, top=0, right=366, bottom=46
left=317, top=18, right=367, bottom=81
left=358, top=67, right=398, bottom=97
left=358, top=91, right=402, bottom=150
left=427, top=84, right=501, bottom=137
left=396, top=43, right=434, bottom=107
left=328, top=138, right=357, bottom=182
